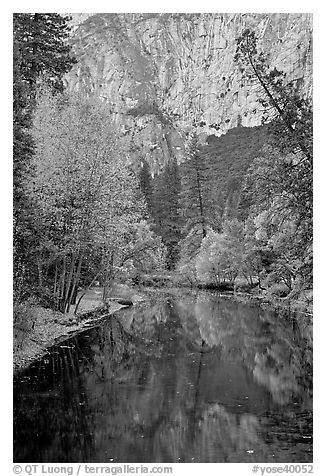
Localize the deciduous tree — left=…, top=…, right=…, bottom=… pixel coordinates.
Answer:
left=30, top=91, right=148, bottom=312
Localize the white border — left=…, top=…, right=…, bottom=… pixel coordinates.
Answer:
left=2, top=3, right=324, bottom=473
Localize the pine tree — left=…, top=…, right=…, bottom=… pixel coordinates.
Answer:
left=139, top=157, right=182, bottom=269
left=13, top=14, right=76, bottom=95
left=179, top=135, right=215, bottom=258
left=152, top=159, right=182, bottom=269
left=13, top=40, right=36, bottom=297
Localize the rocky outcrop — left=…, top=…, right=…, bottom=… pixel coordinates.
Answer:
left=65, top=13, right=312, bottom=168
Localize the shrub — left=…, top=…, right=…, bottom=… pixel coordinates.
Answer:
left=266, top=282, right=290, bottom=298
left=13, top=302, right=36, bottom=351
left=174, top=258, right=198, bottom=287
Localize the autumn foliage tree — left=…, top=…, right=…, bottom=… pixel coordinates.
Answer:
left=30, top=91, right=161, bottom=312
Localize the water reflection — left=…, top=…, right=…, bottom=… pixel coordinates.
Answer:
left=14, top=292, right=312, bottom=462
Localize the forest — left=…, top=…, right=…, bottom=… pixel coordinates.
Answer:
left=13, top=14, right=313, bottom=328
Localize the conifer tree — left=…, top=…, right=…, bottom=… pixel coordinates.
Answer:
left=152, top=159, right=182, bottom=269
left=179, top=134, right=215, bottom=259
left=13, top=14, right=76, bottom=95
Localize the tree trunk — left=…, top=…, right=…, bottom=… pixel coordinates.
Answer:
left=58, top=256, right=67, bottom=312
left=102, top=251, right=114, bottom=303
left=245, top=41, right=312, bottom=165
left=63, top=253, right=77, bottom=313
left=212, top=266, right=219, bottom=287
left=53, top=262, right=58, bottom=308
left=37, top=255, right=43, bottom=289
left=66, top=252, right=83, bottom=313
left=74, top=269, right=102, bottom=315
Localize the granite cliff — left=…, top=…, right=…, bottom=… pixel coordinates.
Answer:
left=65, top=13, right=312, bottom=168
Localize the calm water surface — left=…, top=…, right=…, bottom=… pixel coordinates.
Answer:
left=14, top=291, right=312, bottom=463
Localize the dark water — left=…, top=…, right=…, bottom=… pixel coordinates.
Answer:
left=14, top=290, right=312, bottom=463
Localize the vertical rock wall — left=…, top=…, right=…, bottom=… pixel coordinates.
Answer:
left=65, top=13, right=312, bottom=167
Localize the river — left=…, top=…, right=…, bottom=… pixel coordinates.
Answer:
left=13, top=289, right=312, bottom=463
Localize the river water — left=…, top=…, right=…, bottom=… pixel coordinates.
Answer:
left=14, top=290, right=312, bottom=463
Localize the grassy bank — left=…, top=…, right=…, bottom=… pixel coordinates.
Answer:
left=13, top=285, right=145, bottom=373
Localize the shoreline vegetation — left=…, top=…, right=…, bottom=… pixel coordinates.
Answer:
left=14, top=280, right=312, bottom=374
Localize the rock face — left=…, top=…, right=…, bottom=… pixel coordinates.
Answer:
left=65, top=13, right=312, bottom=168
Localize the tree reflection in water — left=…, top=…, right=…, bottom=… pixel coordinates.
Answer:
left=14, top=292, right=312, bottom=463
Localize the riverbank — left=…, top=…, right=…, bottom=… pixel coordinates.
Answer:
left=221, top=291, right=313, bottom=316
left=138, top=281, right=313, bottom=314
left=13, top=302, right=127, bottom=373
left=137, top=274, right=313, bottom=316
left=13, top=285, right=146, bottom=373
